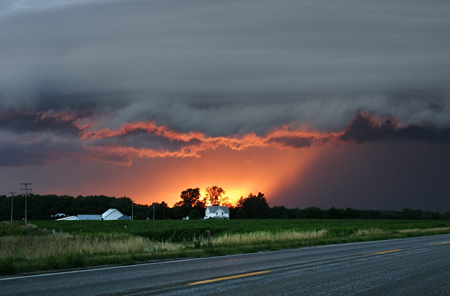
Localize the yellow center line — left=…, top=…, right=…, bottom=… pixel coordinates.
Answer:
left=188, top=270, right=271, bottom=286
left=434, top=241, right=450, bottom=245
left=375, top=249, right=402, bottom=255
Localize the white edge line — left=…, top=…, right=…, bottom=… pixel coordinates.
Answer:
left=0, top=257, right=212, bottom=281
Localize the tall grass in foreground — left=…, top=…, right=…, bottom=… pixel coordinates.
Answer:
left=0, top=233, right=183, bottom=259
left=210, top=230, right=328, bottom=245
left=0, top=233, right=187, bottom=276
left=397, top=227, right=450, bottom=234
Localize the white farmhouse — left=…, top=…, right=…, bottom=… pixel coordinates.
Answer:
left=204, top=206, right=229, bottom=219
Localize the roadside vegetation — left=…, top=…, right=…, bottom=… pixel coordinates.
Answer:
left=1, top=219, right=450, bottom=276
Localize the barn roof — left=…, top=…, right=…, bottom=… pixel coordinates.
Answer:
left=78, top=214, right=102, bottom=220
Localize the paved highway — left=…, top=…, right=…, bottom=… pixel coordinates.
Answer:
left=1, top=234, right=450, bottom=295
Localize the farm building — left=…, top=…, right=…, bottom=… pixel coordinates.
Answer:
left=102, top=208, right=131, bottom=220
left=56, top=215, right=101, bottom=221
left=56, top=209, right=130, bottom=221
left=56, top=215, right=78, bottom=221
left=78, top=214, right=102, bottom=220
left=204, top=206, right=229, bottom=219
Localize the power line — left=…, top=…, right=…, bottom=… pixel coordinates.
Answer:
left=20, top=183, right=32, bottom=225
left=9, top=191, right=16, bottom=223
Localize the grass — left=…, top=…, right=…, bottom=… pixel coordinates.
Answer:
left=210, top=230, right=328, bottom=246
left=0, top=221, right=28, bottom=236
left=0, top=233, right=183, bottom=259
left=1, top=219, right=450, bottom=276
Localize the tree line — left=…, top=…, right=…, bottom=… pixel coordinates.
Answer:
left=0, top=187, right=448, bottom=221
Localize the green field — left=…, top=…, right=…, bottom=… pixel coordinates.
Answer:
left=1, top=219, right=450, bottom=276
left=33, top=219, right=450, bottom=241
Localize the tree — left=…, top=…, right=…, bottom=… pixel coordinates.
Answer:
left=234, top=208, right=248, bottom=219
left=327, top=207, right=345, bottom=219
left=271, top=206, right=289, bottom=219
left=236, top=192, right=271, bottom=219
left=204, top=186, right=230, bottom=206
left=175, top=188, right=203, bottom=209
left=302, top=207, right=323, bottom=219
left=173, top=188, right=205, bottom=218
left=188, top=209, right=201, bottom=219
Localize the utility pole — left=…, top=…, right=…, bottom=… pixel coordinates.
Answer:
left=9, top=191, right=16, bottom=223
left=20, top=183, right=32, bottom=225
left=153, top=204, right=155, bottom=220
left=131, top=200, right=134, bottom=220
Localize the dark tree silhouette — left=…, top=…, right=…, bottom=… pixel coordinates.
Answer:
left=173, top=188, right=205, bottom=218
left=302, top=207, right=324, bottom=219
left=236, top=192, right=271, bottom=219
left=188, top=209, right=202, bottom=219
left=174, top=188, right=203, bottom=209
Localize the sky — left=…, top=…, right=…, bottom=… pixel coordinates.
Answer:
left=1, top=0, right=450, bottom=211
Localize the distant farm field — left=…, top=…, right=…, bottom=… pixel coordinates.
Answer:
left=33, top=219, right=450, bottom=242
left=2, top=219, right=450, bottom=276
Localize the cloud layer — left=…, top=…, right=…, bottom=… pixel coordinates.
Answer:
left=1, top=0, right=450, bottom=166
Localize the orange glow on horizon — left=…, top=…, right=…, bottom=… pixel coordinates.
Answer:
left=34, top=144, right=321, bottom=208
left=115, top=144, right=322, bottom=207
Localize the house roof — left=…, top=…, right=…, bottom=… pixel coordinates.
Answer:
left=206, top=206, right=230, bottom=214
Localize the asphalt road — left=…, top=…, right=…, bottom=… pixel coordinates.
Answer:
left=1, top=234, right=450, bottom=296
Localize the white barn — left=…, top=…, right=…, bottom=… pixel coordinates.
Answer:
left=56, top=208, right=130, bottom=221
left=102, top=208, right=131, bottom=220
left=204, top=206, right=230, bottom=219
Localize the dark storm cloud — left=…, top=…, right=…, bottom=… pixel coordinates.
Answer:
left=267, top=136, right=315, bottom=149
left=340, top=112, right=450, bottom=144
left=0, top=0, right=450, bottom=137
left=0, top=110, right=80, bottom=135
left=0, top=109, right=92, bottom=166
left=0, top=137, right=84, bottom=166
left=96, top=128, right=203, bottom=152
